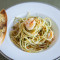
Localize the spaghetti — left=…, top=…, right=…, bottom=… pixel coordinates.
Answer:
left=10, top=15, right=54, bottom=53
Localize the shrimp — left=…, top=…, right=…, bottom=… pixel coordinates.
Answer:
left=47, top=30, right=54, bottom=41
left=25, top=18, right=36, bottom=30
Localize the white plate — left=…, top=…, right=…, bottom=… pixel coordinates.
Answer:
left=0, top=2, right=60, bottom=60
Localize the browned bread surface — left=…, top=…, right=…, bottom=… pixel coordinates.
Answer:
left=0, top=9, right=7, bottom=45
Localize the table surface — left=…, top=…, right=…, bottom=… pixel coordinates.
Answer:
left=0, top=0, right=60, bottom=60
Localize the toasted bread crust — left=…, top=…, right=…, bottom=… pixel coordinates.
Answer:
left=0, top=9, right=7, bottom=45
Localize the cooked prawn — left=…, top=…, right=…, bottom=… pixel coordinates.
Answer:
left=25, top=18, right=36, bottom=30
left=47, top=30, right=54, bottom=41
